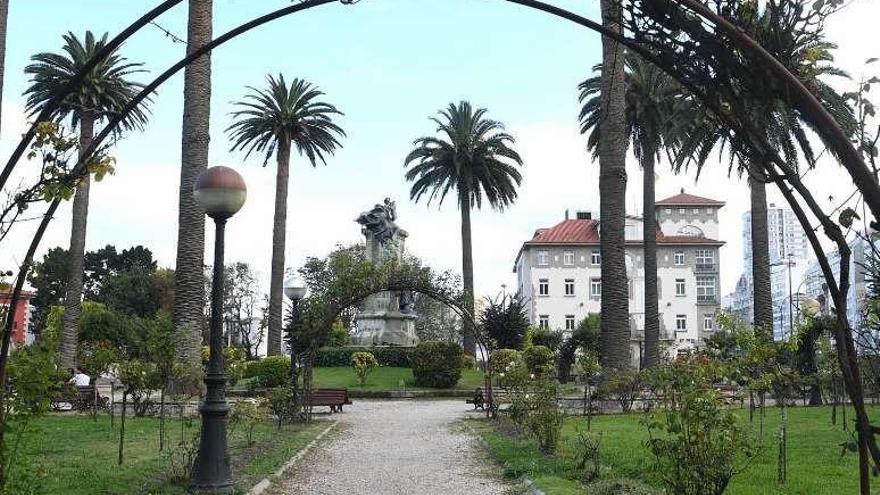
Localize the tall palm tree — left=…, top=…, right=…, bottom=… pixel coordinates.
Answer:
left=173, top=0, right=212, bottom=381
left=227, top=74, right=345, bottom=356
left=676, top=30, right=853, bottom=342
left=578, top=53, right=683, bottom=368
left=24, top=31, right=150, bottom=368
left=595, top=0, right=631, bottom=370
left=404, top=101, right=523, bottom=355
left=0, top=0, right=9, bottom=137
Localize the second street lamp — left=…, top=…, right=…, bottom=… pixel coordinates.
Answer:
left=284, top=277, right=307, bottom=389
left=191, top=166, right=247, bottom=494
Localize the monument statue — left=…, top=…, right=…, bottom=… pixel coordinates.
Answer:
left=352, top=198, right=419, bottom=347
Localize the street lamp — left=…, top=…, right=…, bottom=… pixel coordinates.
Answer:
left=191, top=166, right=247, bottom=494
left=284, top=277, right=307, bottom=384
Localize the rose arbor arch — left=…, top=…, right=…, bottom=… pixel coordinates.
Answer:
left=1, top=0, right=880, bottom=488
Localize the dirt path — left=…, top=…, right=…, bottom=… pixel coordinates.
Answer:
left=268, top=399, right=517, bottom=495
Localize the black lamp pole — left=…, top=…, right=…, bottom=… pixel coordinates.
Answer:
left=191, top=166, right=247, bottom=494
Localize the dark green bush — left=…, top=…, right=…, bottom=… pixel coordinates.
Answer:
left=243, top=355, right=290, bottom=388
left=315, top=346, right=412, bottom=367
left=523, top=345, right=555, bottom=376
left=411, top=341, right=463, bottom=389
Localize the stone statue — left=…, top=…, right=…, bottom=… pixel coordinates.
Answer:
left=356, top=198, right=399, bottom=245
left=351, top=198, right=419, bottom=347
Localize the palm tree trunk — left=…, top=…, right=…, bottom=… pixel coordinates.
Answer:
left=598, top=0, right=630, bottom=370
left=267, top=140, right=291, bottom=356
left=459, top=192, right=476, bottom=355
left=642, top=151, right=660, bottom=367
left=749, top=167, right=773, bottom=342
left=0, top=0, right=9, bottom=138
left=59, top=111, right=95, bottom=369
left=173, top=0, right=213, bottom=382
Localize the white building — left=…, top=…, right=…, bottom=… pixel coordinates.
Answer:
left=514, top=191, right=725, bottom=365
left=728, top=202, right=811, bottom=340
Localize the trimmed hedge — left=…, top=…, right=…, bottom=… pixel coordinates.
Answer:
left=315, top=346, right=413, bottom=368
left=411, top=341, right=463, bottom=389
left=243, top=355, right=290, bottom=388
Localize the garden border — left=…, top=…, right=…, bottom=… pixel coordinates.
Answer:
left=246, top=420, right=338, bottom=495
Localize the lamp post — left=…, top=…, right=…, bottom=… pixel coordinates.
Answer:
left=284, top=278, right=307, bottom=384
left=191, top=166, right=247, bottom=494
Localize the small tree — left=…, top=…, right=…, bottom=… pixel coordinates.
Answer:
left=351, top=352, right=378, bottom=386
left=481, top=294, right=529, bottom=350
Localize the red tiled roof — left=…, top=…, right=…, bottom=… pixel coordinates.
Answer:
left=523, top=219, right=723, bottom=246
left=655, top=192, right=725, bottom=207
left=528, top=219, right=600, bottom=244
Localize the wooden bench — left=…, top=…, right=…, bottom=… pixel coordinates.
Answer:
left=53, top=385, right=108, bottom=412
left=301, top=388, right=352, bottom=413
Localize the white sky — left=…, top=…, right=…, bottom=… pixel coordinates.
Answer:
left=0, top=0, right=878, bottom=301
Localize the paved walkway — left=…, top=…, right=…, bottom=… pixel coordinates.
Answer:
left=269, top=399, right=517, bottom=495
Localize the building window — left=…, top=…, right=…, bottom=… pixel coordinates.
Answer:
left=665, top=208, right=672, bottom=214
left=657, top=277, right=662, bottom=299
left=537, top=250, right=550, bottom=266
left=539, top=315, right=549, bottom=329
left=675, top=278, right=686, bottom=296
left=695, top=249, right=714, bottom=265
left=564, top=279, right=575, bottom=296
left=679, top=208, right=686, bottom=214
left=674, top=251, right=685, bottom=265
left=696, top=276, right=716, bottom=302
left=565, top=315, right=576, bottom=331
left=538, top=279, right=549, bottom=296
left=676, top=314, right=687, bottom=331
left=591, top=250, right=601, bottom=265
left=704, top=315, right=715, bottom=331
left=692, top=208, right=700, bottom=214
left=590, top=278, right=602, bottom=298
left=628, top=278, right=633, bottom=299
left=706, top=208, right=713, bottom=215
left=563, top=250, right=575, bottom=266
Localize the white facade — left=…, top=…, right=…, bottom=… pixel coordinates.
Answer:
left=514, top=192, right=725, bottom=365
left=729, top=202, right=811, bottom=339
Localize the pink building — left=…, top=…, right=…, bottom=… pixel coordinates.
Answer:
left=0, top=289, right=34, bottom=346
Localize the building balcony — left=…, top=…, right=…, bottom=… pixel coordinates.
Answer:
left=695, top=263, right=717, bottom=273
left=697, top=295, right=718, bottom=305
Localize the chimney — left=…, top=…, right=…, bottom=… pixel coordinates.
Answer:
left=565, top=209, right=570, bottom=220
left=576, top=211, right=592, bottom=220
left=680, top=187, right=685, bottom=194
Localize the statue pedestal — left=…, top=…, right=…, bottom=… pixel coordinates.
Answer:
left=351, top=311, right=419, bottom=347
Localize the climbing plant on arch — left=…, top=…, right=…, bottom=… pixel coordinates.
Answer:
left=1, top=0, right=879, bottom=489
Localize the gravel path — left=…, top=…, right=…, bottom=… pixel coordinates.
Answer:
left=269, top=399, right=517, bottom=495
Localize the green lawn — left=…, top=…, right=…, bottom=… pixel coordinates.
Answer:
left=8, top=413, right=327, bottom=494
left=474, top=405, right=877, bottom=495
left=311, top=366, right=485, bottom=391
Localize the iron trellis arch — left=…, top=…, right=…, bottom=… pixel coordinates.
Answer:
left=1, top=0, right=879, bottom=473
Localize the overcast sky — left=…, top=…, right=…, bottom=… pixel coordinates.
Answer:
left=1, top=0, right=878, bottom=301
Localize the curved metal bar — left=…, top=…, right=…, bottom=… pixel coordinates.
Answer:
left=0, top=0, right=184, bottom=193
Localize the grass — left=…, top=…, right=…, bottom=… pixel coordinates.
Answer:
left=474, top=405, right=878, bottom=495
left=8, top=412, right=328, bottom=494
left=310, top=366, right=486, bottom=391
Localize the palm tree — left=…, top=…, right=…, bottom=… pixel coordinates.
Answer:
left=578, top=53, right=683, bottom=368
left=404, top=101, right=523, bottom=355
left=173, top=0, right=213, bottom=382
left=595, top=0, right=631, bottom=370
left=675, top=33, right=853, bottom=342
left=24, top=31, right=149, bottom=368
left=227, top=74, right=345, bottom=356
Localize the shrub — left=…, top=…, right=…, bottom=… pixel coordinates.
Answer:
left=411, top=341, right=463, bottom=389
left=351, top=352, right=379, bottom=386
left=528, top=327, right=563, bottom=352
left=644, top=355, right=754, bottom=495
left=460, top=353, right=477, bottom=370
left=523, top=345, right=555, bottom=376
left=202, top=346, right=247, bottom=386
left=229, top=399, right=265, bottom=446
left=489, top=349, right=521, bottom=375
left=315, top=346, right=412, bottom=367
left=481, top=294, right=529, bottom=349
left=329, top=320, right=351, bottom=347
left=244, top=355, right=290, bottom=388
left=599, top=368, right=643, bottom=413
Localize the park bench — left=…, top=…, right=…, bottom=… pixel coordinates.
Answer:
left=301, top=388, right=352, bottom=413
left=466, top=389, right=510, bottom=411
left=52, top=385, right=109, bottom=412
